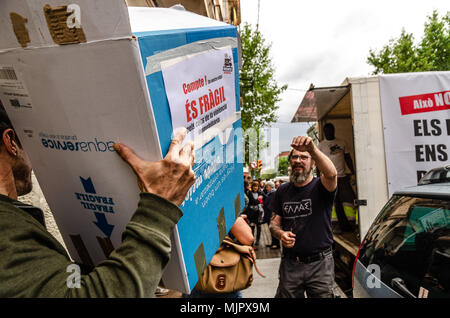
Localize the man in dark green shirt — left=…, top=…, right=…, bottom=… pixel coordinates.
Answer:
left=0, top=106, right=195, bottom=297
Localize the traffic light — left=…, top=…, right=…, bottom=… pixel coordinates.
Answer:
left=257, top=159, right=262, bottom=171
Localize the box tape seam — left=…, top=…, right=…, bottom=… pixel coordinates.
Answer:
left=144, top=37, right=237, bottom=76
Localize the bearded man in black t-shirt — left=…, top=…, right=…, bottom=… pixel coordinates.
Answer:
left=269, top=135, right=338, bottom=298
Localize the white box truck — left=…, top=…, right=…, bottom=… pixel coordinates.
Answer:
left=293, top=72, right=450, bottom=257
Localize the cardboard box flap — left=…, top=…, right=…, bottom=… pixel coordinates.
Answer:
left=127, top=6, right=228, bottom=33
left=0, top=0, right=132, bottom=51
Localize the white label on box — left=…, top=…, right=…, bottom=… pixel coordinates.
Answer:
left=161, top=47, right=236, bottom=142
left=0, top=65, right=33, bottom=110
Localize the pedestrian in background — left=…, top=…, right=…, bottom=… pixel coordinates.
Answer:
left=318, top=123, right=356, bottom=233
left=243, top=181, right=263, bottom=249
left=262, top=181, right=279, bottom=249
left=274, top=180, right=281, bottom=190
left=259, top=179, right=265, bottom=193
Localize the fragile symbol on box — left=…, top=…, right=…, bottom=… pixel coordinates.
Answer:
left=223, top=53, right=233, bottom=74
left=74, top=177, right=115, bottom=237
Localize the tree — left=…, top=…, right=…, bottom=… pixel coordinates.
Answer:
left=277, top=157, right=289, bottom=176
left=239, top=23, right=287, bottom=167
left=239, top=23, right=287, bottom=129
left=367, top=10, right=449, bottom=74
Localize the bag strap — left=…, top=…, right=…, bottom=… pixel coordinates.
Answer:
left=245, top=248, right=265, bottom=278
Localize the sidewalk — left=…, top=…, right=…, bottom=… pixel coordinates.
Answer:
left=241, top=257, right=347, bottom=298
left=240, top=223, right=347, bottom=298
left=241, top=258, right=280, bottom=298
left=240, top=224, right=281, bottom=298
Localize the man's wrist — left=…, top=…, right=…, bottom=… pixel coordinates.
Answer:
left=309, top=146, right=320, bottom=158
left=273, top=229, right=284, bottom=241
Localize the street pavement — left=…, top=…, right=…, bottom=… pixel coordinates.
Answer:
left=241, top=257, right=347, bottom=298
left=242, top=224, right=347, bottom=298
left=241, top=257, right=280, bottom=298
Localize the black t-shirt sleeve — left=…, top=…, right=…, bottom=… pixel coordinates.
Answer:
left=318, top=177, right=337, bottom=202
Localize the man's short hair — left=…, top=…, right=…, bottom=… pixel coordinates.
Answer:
left=0, top=102, right=12, bottom=134
left=0, top=102, right=22, bottom=148
left=323, top=123, right=335, bottom=132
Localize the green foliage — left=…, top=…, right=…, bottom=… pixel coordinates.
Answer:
left=239, top=23, right=287, bottom=130
left=239, top=23, right=287, bottom=168
left=261, top=169, right=277, bottom=180
left=367, top=10, right=450, bottom=74
left=278, top=157, right=289, bottom=176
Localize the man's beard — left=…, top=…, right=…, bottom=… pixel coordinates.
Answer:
left=289, top=163, right=312, bottom=184
left=13, top=157, right=33, bottom=196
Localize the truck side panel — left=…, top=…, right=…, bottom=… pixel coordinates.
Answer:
left=350, top=77, right=389, bottom=240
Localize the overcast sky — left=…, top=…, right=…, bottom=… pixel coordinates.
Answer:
left=240, top=0, right=449, bottom=124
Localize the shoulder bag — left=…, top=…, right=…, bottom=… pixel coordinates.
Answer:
left=194, top=236, right=265, bottom=293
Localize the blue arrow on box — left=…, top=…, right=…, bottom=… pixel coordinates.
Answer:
left=93, top=212, right=114, bottom=237
left=80, top=177, right=96, bottom=194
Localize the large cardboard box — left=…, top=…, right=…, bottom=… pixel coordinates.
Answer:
left=0, top=0, right=244, bottom=293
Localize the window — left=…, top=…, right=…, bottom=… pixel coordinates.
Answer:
left=359, top=195, right=450, bottom=298
left=419, top=167, right=450, bottom=185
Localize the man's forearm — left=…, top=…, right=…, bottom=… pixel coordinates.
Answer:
left=0, top=192, right=182, bottom=298
left=310, top=148, right=337, bottom=179
left=269, top=213, right=283, bottom=240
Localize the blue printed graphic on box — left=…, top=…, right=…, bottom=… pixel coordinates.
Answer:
left=180, top=119, right=244, bottom=290
left=134, top=25, right=244, bottom=291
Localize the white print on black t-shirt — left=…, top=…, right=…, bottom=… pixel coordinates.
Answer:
left=282, top=199, right=312, bottom=217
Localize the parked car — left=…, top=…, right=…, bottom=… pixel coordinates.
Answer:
left=353, top=165, right=450, bottom=298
